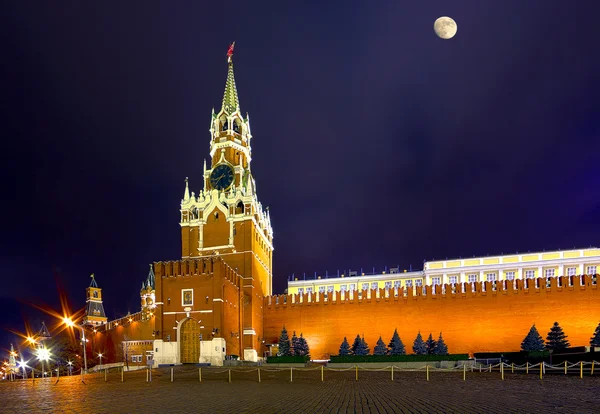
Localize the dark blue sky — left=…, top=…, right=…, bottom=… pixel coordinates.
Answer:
left=1, top=1, right=599, bottom=349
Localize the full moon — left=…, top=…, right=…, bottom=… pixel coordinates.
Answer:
left=434, top=16, right=457, bottom=39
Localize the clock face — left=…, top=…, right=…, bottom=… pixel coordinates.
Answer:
left=210, top=164, right=234, bottom=190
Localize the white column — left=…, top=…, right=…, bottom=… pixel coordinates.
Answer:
left=538, top=266, right=543, bottom=278
left=460, top=272, right=466, bottom=283
left=442, top=273, right=447, bottom=284
left=558, top=264, right=564, bottom=277
left=198, top=223, right=204, bottom=250
left=578, top=263, right=585, bottom=275
left=517, top=268, right=523, bottom=280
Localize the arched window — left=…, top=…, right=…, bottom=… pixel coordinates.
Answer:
left=221, top=118, right=228, bottom=131
left=233, top=119, right=241, bottom=134
left=235, top=201, right=244, bottom=214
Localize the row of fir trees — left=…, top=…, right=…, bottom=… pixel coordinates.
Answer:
left=521, top=321, right=600, bottom=352
left=277, top=326, right=310, bottom=357
left=338, top=329, right=449, bottom=356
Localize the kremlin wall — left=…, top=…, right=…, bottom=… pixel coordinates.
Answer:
left=82, top=50, right=600, bottom=367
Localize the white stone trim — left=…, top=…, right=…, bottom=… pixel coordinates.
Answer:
left=243, top=329, right=256, bottom=335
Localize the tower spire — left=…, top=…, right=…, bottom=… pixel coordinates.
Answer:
left=222, top=42, right=240, bottom=114
left=183, top=177, right=190, bottom=201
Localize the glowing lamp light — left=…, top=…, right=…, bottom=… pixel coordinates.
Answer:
left=38, top=348, right=50, bottom=362
left=63, top=317, right=75, bottom=328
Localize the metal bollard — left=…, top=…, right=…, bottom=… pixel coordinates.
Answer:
left=229, top=369, right=231, bottom=383
left=199, top=368, right=202, bottom=382
left=501, top=363, right=504, bottom=381
left=290, top=367, right=293, bottom=382
left=539, top=363, right=543, bottom=380
left=171, top=367, right=173, bottom=382
left=355, top=365, right=358, bottom=381
left=426, top=365, right=429, bottom=381
left=391, top=365, right=394, bottom=382
left=463, top=364, right=466, bottom=381
left=591, top=361, right=595, bottom=376
left=526, top=362, right=529, bottom=374
left=321, top=365, right=324, bottom=382
left=258, top=368, right=261, bottom=383
left=121, top=367, right=124, bottom=382
left=580, top=361, right=583, bottom=379
left=565, top=360, right=568, bottom=375
left=105, top=368, right=107, bottom=382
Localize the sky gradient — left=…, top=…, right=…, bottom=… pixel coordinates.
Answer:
left=1, top=1, right=599, bottom=348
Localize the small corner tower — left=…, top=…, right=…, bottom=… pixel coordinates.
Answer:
left=140, top=264, right=156, bottom=321
left=83, top=274, right=108, bottom=327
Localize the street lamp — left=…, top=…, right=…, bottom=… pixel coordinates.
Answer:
left=63, top=317, right=87, bottom=374
left=37, top=347, right=50, bottom=378
left=98, top=353, right=103, bottom=366
left=67, top=361, right=73, bottom=376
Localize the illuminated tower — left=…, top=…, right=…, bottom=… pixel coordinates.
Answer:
left=83, top=274, right=108, bottom=327
left=140, top=264, right=156, bottom=321
left=179, top=44, right=273, bottom=360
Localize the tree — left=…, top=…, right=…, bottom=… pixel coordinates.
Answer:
left=278, top=326, right=292, bottom=356
left=373, top=336, right=388, bottom=355
left=434, top=332, right=448, bottom=355
left=388, top=329, right=406, bottom=355
left=351, top=334, right=362, bottom=355
left=591, top=322, right=600, bottom=347
left=295, top=333, right=310, bottom=357
left=355, top=336, right=370, bottom=356
left=520, top=324, right=545, bottom=352
left=546, top=322, right=570, bottom=351
left=412, top=332, right=427, bottom=355
left=291, top=331, right=299, bottom=356
left=425, top=333, right=437, bottom=355
left=339, top=337, right=351, bottom=356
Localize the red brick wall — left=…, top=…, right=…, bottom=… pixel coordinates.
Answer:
left=263, top=276, right=600, bottom=360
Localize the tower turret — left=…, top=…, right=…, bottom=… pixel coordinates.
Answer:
left=83, top=274, right=107, bottom=327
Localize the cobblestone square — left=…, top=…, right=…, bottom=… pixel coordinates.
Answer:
left=2, top=367, right=599, bottom=413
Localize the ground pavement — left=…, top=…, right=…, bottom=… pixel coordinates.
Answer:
left=1, top=366, right=599, bottom=413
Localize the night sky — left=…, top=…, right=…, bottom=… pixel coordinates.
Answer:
left=2, top=1, right=599, bottom=349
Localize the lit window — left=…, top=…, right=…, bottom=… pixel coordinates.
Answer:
left=505, top=271, right=515, bottom=281
left=566, top=267, right=577, bottom=276
left=587, top=266, right=597, bottom=275
left=306, top=287, right=312, bottom=294
left=431, top=277, right=441, bottom=285
left=405, top=280, right=413, bottom=287
left=318, top=286, right=325, bottom=293
left=362, top=283, right=369, bottom=291
left=327, top=286, right=334, bottom=293
left=340, top=285, right=347, bottom=292
left=468, top=274, right=477, bottom=283
left=384, top=281, right=392, bottom=289
left=298, top=288, right=304, bottom=295
left=371, top=282, right=378, bottom=290
left=349, top=284, right=356, bottom=291
left=525, top=270, right=535, bottom=279
left=393, top=280, right=401, bottom=288
left=415, top=279, right=423, bottom=287
left=449, top=276, right=458, bottom=284
left=486, top=273, right=497, bottom=282
left=545, top=269, right=555, bottom=277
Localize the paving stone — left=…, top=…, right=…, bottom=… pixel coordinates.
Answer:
left=1, top=366, right=598, bottom=413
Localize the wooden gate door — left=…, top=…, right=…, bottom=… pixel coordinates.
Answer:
left=180, top=318, right=200, bottom=363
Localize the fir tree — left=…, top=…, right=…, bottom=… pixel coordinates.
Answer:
left=278, top=325, right=292, bottom=356
left=295, top=333, right=310, bottom=357
left=373, top=336, right=388, bottom=355
left=591, top=322, right=600, bottom=347
left=388, top=329, right=406, bottom=355
left=433, top=332, right=448, bottom=355
left=351, top=334, right=362, bottom=355
left=425, top=333, right=437, bottom=355
left=339, top=337, right=351, bottom=356
left=412, top=332, right=427, bottom=355
left=546, top=322, right=570, bottom=351
left=291, top=331, right=299, bottom=356
left=355, top=336, right=370, bottom=356
left=520, top=324, right=545, bottom=352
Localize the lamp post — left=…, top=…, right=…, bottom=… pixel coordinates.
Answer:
left=67, top=361, right=73, bottom=376
left=98, top=353, right=103, bottom=366
left=64, top=318, right=88, bottom=375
